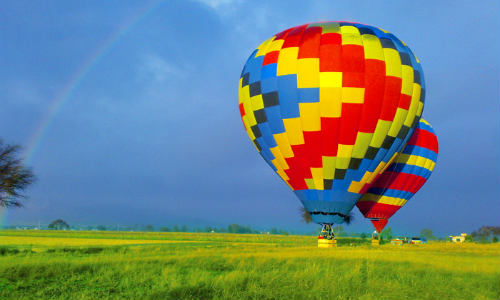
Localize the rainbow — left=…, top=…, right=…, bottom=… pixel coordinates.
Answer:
left=1, top=0, right=164, bottom=228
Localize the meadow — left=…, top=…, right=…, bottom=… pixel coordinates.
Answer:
left=0, top=230, right=499, bottom=300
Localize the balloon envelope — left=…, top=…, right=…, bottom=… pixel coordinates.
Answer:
left=238, top=22, right=425, bottom=224
left=356, top=118, right=439, bottom=232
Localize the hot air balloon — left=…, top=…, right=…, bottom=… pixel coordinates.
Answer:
left=356, top=118, right=439, bottom=235
left=238, top=22, right=425, bottom=243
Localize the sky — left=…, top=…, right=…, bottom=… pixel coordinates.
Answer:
left=0, top=1, right=499, bottom=236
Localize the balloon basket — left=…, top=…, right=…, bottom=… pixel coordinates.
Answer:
left=371, top=238, right=380, bottom=246
left=318, top=238, right=337, bottom=248
left=317, top=224, right=337, bottom=248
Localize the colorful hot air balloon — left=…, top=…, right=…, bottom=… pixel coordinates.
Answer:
left=356, top=118, right=439, bottom=233
left=238, top=21, right=425, bottom=226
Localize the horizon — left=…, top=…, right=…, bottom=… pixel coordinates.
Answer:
left=3, top=222, right=475, bottom=239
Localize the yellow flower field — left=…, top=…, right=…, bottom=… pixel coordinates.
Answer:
left=0, top=230, right=499, bottom=300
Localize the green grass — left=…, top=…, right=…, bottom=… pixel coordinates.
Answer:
left=0, top=230, right=499, bottom=300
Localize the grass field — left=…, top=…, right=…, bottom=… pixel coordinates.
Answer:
left=0, top=230, right=499, bottom=300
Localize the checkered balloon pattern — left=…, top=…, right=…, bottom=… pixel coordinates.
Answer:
left=238, top=22, right=425, bottom=224
left=356, top=118, right=439, bottom=232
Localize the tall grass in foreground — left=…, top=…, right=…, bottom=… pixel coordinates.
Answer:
left=0, top=230, right=499, bottom=300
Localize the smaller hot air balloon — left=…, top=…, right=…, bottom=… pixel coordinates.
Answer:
left=356, top=118, right=438, bottom=234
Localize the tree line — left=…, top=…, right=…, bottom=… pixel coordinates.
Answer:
left=38, top=221, right=292, bottom=235
left=11, top=220, right=500, bottom=243
left=469, top=226, right=500, bottom=243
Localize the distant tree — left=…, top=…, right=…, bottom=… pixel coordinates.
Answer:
left=227, top=224, right=255, bottom=234
left=471, top=226, right=500, bottom=242
left=420, top=228, right=436, bottom=240
left=360, top=233, right=367, bottom=240
left=0, top=140, right=35, bottom=208
left=204, top=226, right=213, bottom=233
left=266, top=227, right=288, bottom=235
left=173, top=225, right=180, bottom=232
left=214, top=227, right=225, bottom=233
left=145, top=224, right=154, bottom=232
left=333, top=225, right=346, bottom=237
left=300, top=207, right=312, bottom=223
left=381, top=227, right=393, bottom=241
left=227, top=224, right=237, bottom=233
left=269, top=228, right=279, bottom=235
left=492, top=236, right=499, bottom=243
left=159, top=226, right=170, bottom=232
left=479, top=235, right=489, bottom=243
left=97, top=225, right=106, bottom=231
left=464, top=234, right=474, bottom=243
left=48, top=219, right=69, bottom=230
left=181, top=225, right=188, bottom=232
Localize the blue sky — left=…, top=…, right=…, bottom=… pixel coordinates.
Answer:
left=1, top=1, right=498, bottom=236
